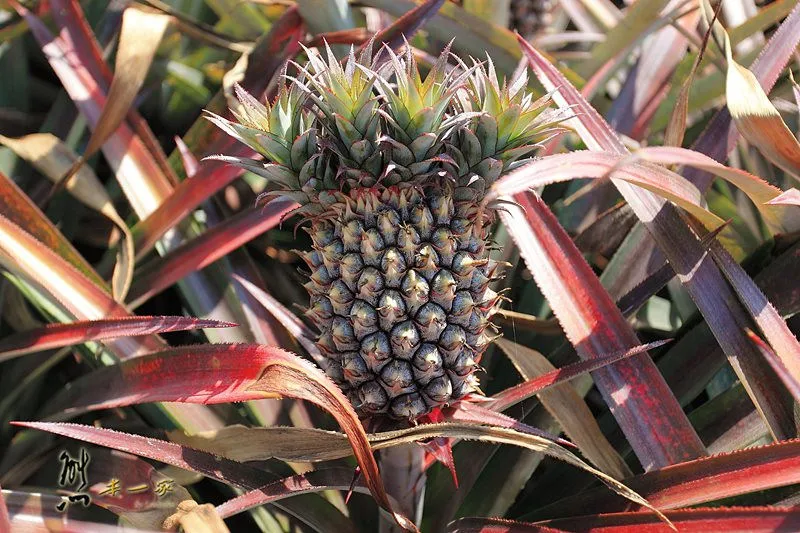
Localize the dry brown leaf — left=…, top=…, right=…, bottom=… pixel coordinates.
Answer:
left=0, top=133, right=135, bottom=301
left=664, top=2, right=719, bottom=148
left=495, top=338, right=633, bottom=481
left=175, top=503, right=230, bottom=533
left=82, top=7, right=171, bottom=160
left=703, top=0, right=800, bottom=182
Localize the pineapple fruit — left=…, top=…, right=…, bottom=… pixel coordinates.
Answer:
left=208, top=42, right=560, bottom=425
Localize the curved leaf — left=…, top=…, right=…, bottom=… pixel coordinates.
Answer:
left=488, top=150, right=725, bottom=230
left=519, top=34, right=798, bottom=442
left=36, top=343, right=408, bottom=530
left=8, top=422, right=355, bottom=533
left=497, top=191, right=706, bottom=470
left=629, top=146, right=800, bottom=233
left=0, top=134, right=134, bottom=300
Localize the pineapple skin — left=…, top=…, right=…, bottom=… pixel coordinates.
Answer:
left=206, top=41, right=562, bottom=423
left=303, top=186, right=501, bottom=421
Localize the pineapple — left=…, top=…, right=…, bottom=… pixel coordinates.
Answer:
left=207, top=42, right=561, bottom=425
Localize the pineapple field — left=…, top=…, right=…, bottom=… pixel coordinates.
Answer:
left=1, top=0, right=800, bottom=532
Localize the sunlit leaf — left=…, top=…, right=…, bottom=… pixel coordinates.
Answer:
left=81, top=7, right=171, bottom=162
left=0, top=133, right=135, bottom=300
left=703, top=0, right=800, bottom=182
left=767, top=188, right=800, bottom=206
left=488, top=150, right=725, bottom=231
left=0, top=170, right=103, bottom=287
left=746, top=329, right=800, bottom=403
left=497, top=190, right=705, bottom=470
left=627, top=146, right=800, bottom=233
left=519, top=34, right=798, bottom=442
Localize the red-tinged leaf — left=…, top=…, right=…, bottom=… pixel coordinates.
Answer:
left=456, top=508, right=800, bottom=533
left=540, top=439, right=800, bottom=516
left=683, top=0, right=800, bottom=192
left=128, top=199, right=298, bottom=308
left=609, top=0, right=702, bottom=140
left=130, top=164, right=242, bottom=259
left=174, top=135, right=200, bottom=178
left=36, top=344, right=411, bottom=530
left=486, top=340, right=671, bottom=413
left=8, top=423, right=355, bottom=533
left=629, top=146, right=800, bottom=233
left=0, top=212, right=158, bottom=358
left=0, top=484, right=10, bottom=533
left=768, top=188, right=800, bottom=206
left=216, top=468, right=369, bottom=520
left=420, top=437, right=458, bottom=487
left=306, top=28, right=372, bottom=48
left=233, top=274, right=324, bottom=365
left=497, top=191, right=705, bottom=470
left=746, top=329, right=800, bottom=403
left=709, top=241, right=800, bottom=383
left=0, top=213, right=227, bottom=432
left=0, top=170, right=104, bottom=288
left=0, top=316, right=236, bottom=362
left=362, top=0, right=444, bottom=55
left=133, top=8, right=304, bottom=257
left=488, top=151, right=724, bottom=231
left=519, top=34, right=798, bottom=442
left=11, top=1, right=173, bottom=217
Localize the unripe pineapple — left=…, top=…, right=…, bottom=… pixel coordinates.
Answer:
left=208, top=42, right=562, bottom=424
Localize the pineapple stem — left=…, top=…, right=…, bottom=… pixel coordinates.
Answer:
left=378, top=443, right=426, bottom=532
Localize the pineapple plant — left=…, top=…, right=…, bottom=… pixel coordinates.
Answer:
left=206, top=42, right=561, bottom=425
left=5, top=1, right=800, bottom=531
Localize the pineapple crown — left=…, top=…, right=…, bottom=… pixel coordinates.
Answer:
left=206, top=39, right=565, bottom=210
